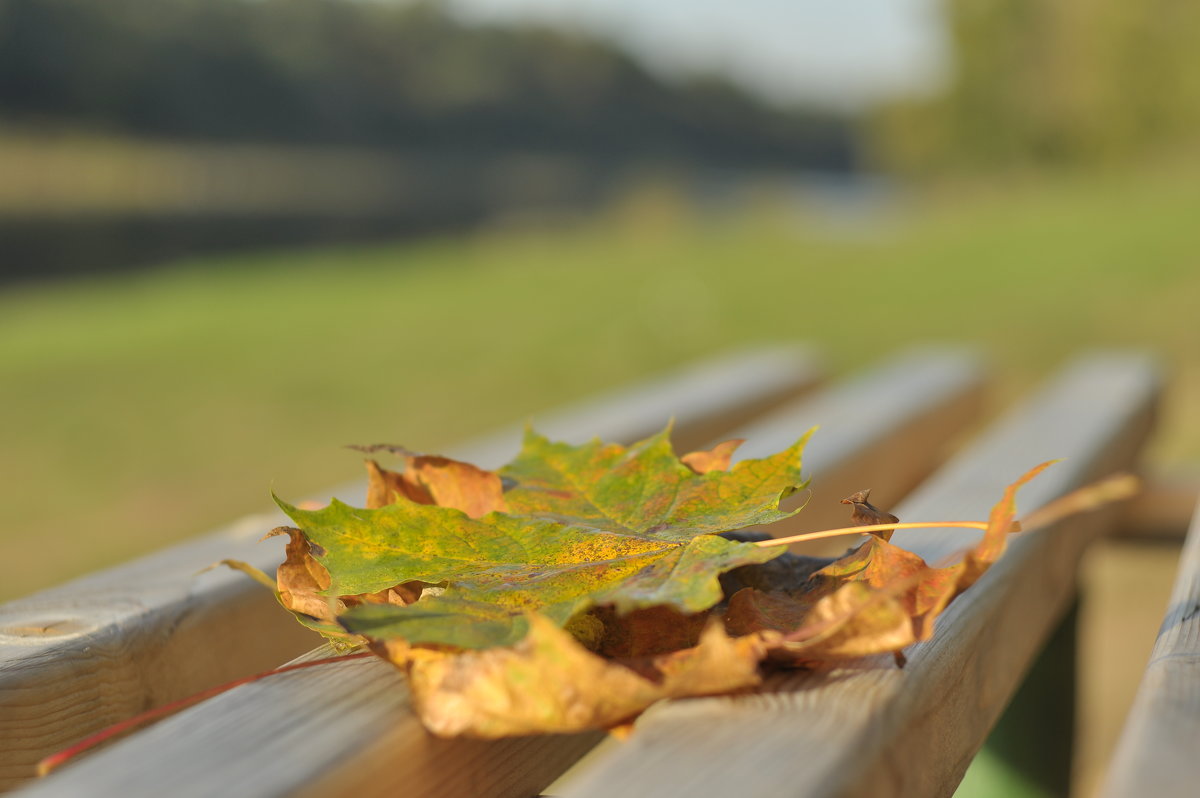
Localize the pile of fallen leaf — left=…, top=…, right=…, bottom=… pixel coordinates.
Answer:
left=230, top=425, right=1058, bottom=737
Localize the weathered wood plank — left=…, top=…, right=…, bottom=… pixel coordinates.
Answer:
left=1100, top=498, right=1200, bottom=798
left=0, top=345, right=821, bottom=791
left=562, top=353, right=1160, bottom=798
left=11, top=348, right=986, bottom=798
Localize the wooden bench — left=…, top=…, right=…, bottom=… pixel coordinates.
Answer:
left=1100, top=491, right=1200, bottom=798
left=0, top=345, right=1169, bottom=797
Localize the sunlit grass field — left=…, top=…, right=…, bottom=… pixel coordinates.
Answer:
left=2, top=161, right=1199, bottom=600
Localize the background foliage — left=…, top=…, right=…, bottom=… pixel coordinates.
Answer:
left=0, top=0, right=850, bottom=167
left=871, top=0, right=1200, bottom=172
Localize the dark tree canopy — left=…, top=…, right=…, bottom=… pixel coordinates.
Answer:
left=0, top=0, right=855, bottom=171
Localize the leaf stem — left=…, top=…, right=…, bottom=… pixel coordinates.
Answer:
left=755, top=521, right=991, bottom=548
left=37, top=651, right=373, bottom=777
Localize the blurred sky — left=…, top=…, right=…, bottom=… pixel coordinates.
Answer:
left=446, top=0, right=949, bottom=110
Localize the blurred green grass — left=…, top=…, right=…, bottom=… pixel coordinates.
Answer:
left=2, top=162, right=1199, bottom=600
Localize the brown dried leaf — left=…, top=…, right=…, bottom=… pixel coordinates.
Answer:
left=264, top=526, right=422, bottom=630
left=592, top=605, right=712, bottom=659
left=728, top=580, right=917, bottom=663
left=265, top=526, right=338, bottom=622
left=724, top=461, right=1058, bottom=662
left=398, top=614, right=768, bottom=738
left=363, top=454, right=506, bottom=517
left=681, top=438, right=745, bottom=474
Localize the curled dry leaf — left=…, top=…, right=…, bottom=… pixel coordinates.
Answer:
left=591, top=605, right=711, bottom=659
left=726, top=460, right=1058, bottom=662
left=399, top=614, right=769, bottom=738
left=265, top=526, right=340, bottom=622
left=362, top=453, right=506, bottom=517
left=681, top=438, right=745, bottom=474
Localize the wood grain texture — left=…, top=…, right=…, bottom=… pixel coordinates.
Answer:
left=10, top=348, right=985, bottom=798
left=0, top=345, right=821, bottom=791
left=562, top=353, right=1160, bottom=798
left=1100, top=498, right=1200, bottom=798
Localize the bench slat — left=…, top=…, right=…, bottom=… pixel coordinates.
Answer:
left=563, top=353, right=1159, bottom=798
left=1100, top=498, right=1200, bottom=798
left=11, top=348, right=986, bottom=798
left=0, top=345, right=821, bottom=790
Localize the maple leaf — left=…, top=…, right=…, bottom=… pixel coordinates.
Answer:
left=194, top=428, right=1137, bottom=745
left=275, top=426, right=812, bottom=649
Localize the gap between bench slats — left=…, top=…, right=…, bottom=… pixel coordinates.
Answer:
left=11, top=347, right=987, bottom=798
left=1117, top=468, right=1200, bottom=540
left=563, top=352, right=1160, bottom=798
left=0, top=345, right=821, bottom=791
left=1100, top=497, right=1200, bottom=798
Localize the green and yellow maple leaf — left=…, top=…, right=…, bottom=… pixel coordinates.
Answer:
left=274, top=426, right=812, bottom=649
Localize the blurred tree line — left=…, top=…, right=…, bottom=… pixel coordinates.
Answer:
left=0, top=0, right=854, bottom=171
left=872, top=0, right=1200, bottom=173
